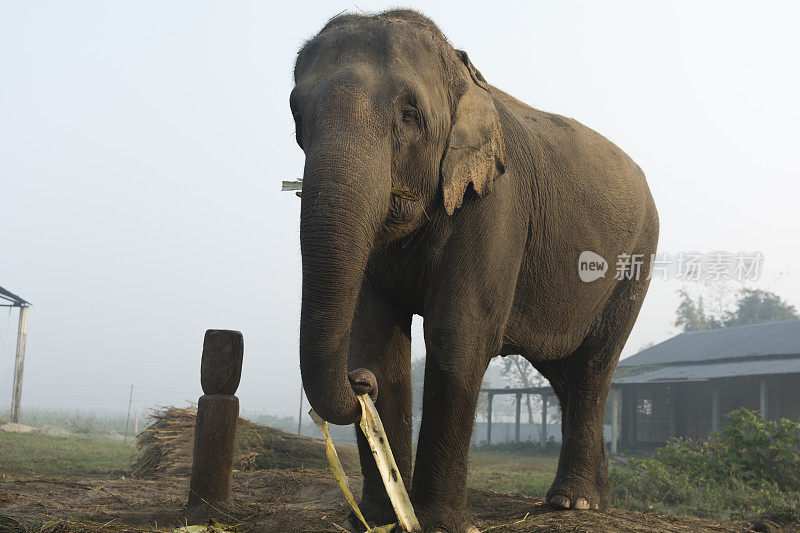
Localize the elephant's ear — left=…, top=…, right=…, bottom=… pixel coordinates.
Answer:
left=441, top=50, right=506, bottom=215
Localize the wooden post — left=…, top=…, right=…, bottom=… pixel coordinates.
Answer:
left=628, top=386, right=637, bottom=446
left=611, top=388, right=620, bottom=456
left=711, top=388, right=719, bottom=433
left=668, top=385, right=676, bottom=439
left=540, top=394, right=548, bottom=448
left=760, top=379, right=768, bottom=419
left=486, top=393, right=493, bottom=446
left=10, top=305, right=30, bottom=424
left=188, top=330, right=244, bottom=506
left=514, top=393, right=522, bottom=443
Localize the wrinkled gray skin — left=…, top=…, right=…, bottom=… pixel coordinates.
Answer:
left=291, top=10, right=658, bottom=533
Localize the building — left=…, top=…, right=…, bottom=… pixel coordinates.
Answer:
left=0, top=284, right=31, bottom=423
left=610, top=320, right=800, bottom=450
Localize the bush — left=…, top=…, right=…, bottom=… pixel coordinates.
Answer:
left=652, top=408, right=800, bottom=491
left=611, top=408, right=800, bottom=523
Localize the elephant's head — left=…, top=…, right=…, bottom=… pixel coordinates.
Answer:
left=291, top=10, right=505, bottom=425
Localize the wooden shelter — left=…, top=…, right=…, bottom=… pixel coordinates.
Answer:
left=1, top=284, right=31, bottom=423
left=609, top=320, right=800, bottom=450
left=480, top=386, right=553, bottom=446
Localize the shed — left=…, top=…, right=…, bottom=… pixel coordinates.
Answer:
left=609, top=320, right=800, bottom=450
left=1, top=284, right=31, bottom=423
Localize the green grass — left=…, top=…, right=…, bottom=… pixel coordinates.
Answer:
left=2, top=428, right=560, bottom=492
left=610, top=462, right=800, bottom=523
left=0, top=408, right=129, bottom=434
left=468, top=447, right=558, bottom=497
left=0, top=431, right=137, bottom=477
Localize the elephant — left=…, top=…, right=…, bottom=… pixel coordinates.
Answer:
left=290, top=9, right=658, bottom=533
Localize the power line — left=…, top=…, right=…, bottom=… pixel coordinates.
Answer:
left=29, top=346, right=296, bottom=377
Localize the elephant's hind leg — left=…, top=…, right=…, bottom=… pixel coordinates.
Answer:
left=537, top=278, right=649, bottom=510
left=537, top=349, right=614, bottom=510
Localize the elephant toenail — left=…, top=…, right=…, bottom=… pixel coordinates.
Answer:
left=548, top=494, right=571, bottom=508
left=574, top=498, right=590, bottom=510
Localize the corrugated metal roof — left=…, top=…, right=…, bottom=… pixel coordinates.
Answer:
left=613, top=357, right=800, bottom=384
left=0, top=285, right=30, bottom=307
left=618, top=320, right=800, bottom=367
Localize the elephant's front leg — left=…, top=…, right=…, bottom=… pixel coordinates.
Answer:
left=411, top=326, right=488, bottom=533
left=344, top=278, right=413, bottom=531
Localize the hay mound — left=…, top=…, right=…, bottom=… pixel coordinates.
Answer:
left=132, top=406, right=358, bottom=478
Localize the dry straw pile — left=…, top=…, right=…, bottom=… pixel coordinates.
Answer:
left=132, top=406, right=358, bottom=477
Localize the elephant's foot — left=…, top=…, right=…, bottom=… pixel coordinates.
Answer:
left=546, top=470, right=607, bottom=510
left=412, top=503, right=477, bottom=533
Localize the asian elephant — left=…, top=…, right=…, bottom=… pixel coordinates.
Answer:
left=291, top=9, right=658, bottom=533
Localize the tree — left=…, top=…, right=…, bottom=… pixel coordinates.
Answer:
left=723, top=288, right=798, bottom=327
left=500, top=354, right=546, bottom=423
left=674, top=288, right=722, bottom=331
left=675, top=287, right=797, bottom=332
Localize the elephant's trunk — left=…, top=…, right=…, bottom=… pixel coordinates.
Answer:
left=298, top=136, right=389, bottom=425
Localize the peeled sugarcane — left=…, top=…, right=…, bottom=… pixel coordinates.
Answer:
left=310, top=395, right=421, bottom=533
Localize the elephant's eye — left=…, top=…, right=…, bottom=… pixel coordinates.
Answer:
left=401, top=105, right=420, bottom=126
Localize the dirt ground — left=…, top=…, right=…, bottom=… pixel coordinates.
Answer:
left=0, top=469, right=773, bottom=533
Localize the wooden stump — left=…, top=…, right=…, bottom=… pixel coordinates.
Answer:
left=201, top=330, right=244, bottom=396
left=188, top=394, right=239, bottom=505
left=187, top=330, right=244, bottom=507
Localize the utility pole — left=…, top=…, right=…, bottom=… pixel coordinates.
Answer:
left=11, top=304, right=30, bottom=424
left=124, top=384, right=134, bottom=442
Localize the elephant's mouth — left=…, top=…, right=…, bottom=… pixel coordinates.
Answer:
left=386, top=193, right=417, bottom=224
left=379, top=188, right=426, bottom=243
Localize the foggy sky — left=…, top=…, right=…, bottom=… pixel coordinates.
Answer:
left=1, top=1, right=799, bottom=418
